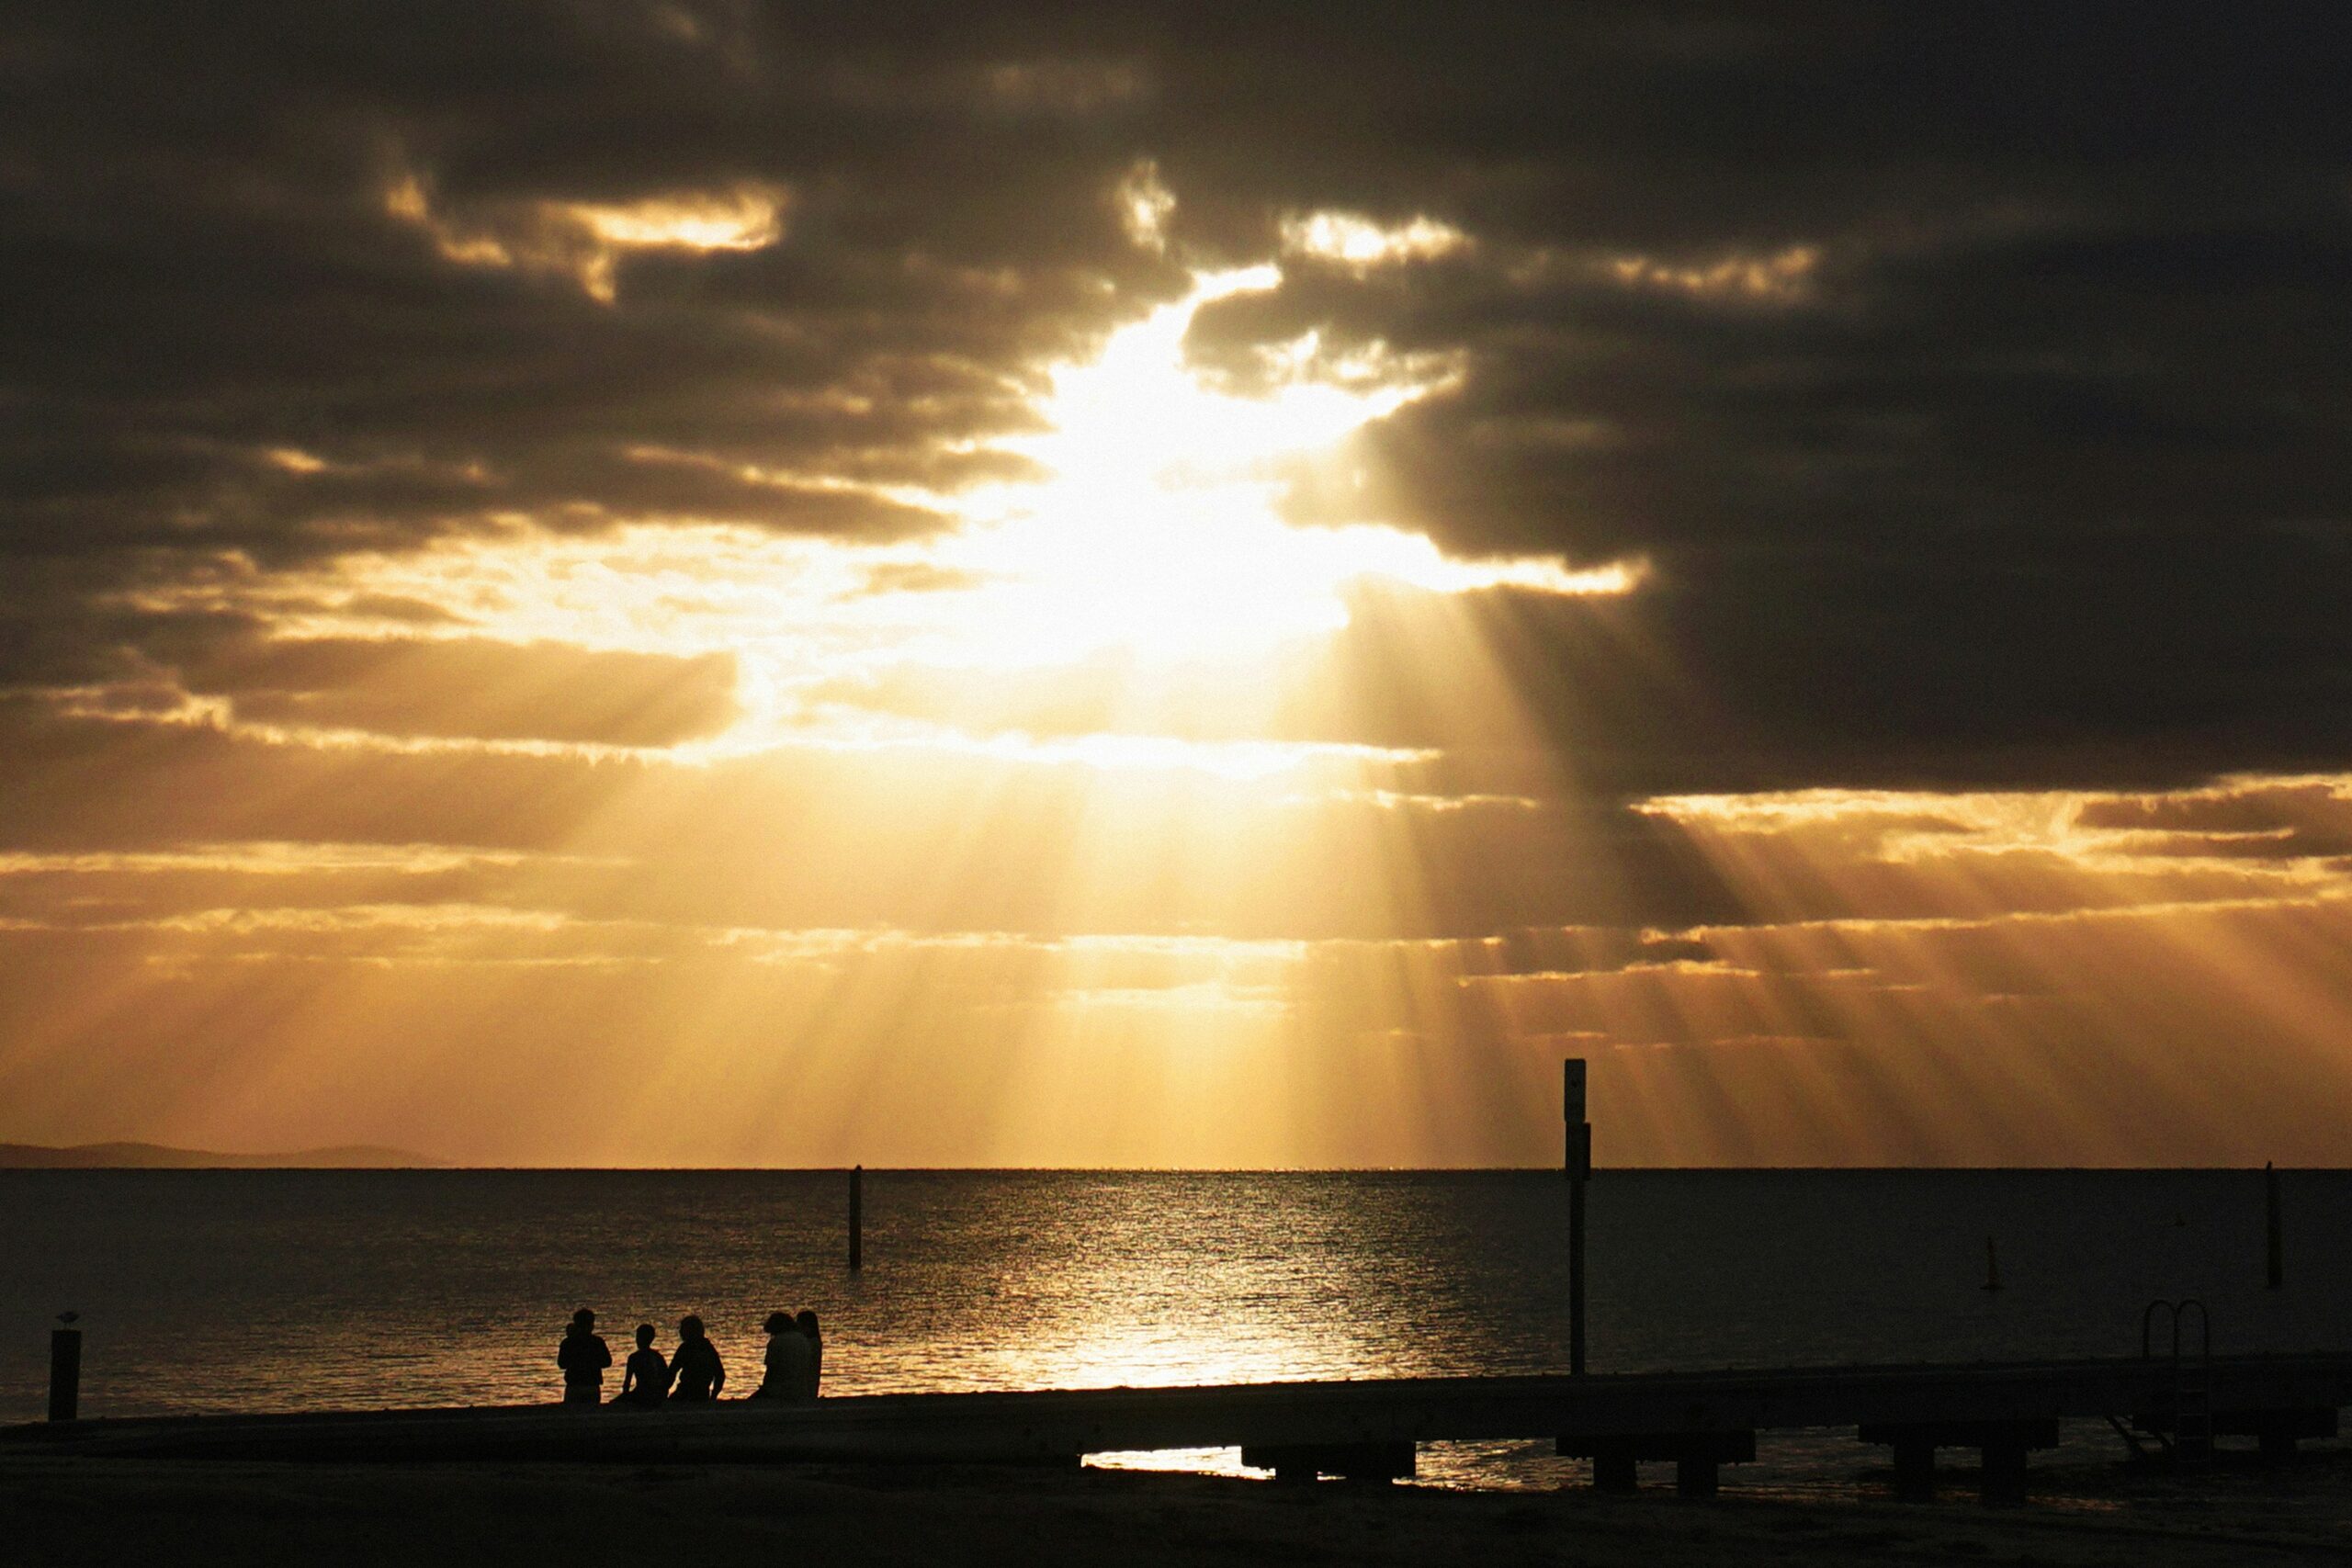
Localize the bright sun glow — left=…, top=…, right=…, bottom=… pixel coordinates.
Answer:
left=1279, top=211, right=1470, bottom=269
left=906, top=264, right=1632, bottom=668
left=563, top=186, right=786, bottom=252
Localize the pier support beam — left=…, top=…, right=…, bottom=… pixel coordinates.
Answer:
left=1675, top=1452, right=1720, bottom=1498
left=1860, top=1419, right=2056, bottom=1507
left=1979, top=1435, right=2030, bottom=1506
left=2224, top=1406, right=2335, bottom=1461
left=1890, top=1436, right=1935, bottom=1501
left=1560, top=1431, right=1753, bottom=1497
left=2126, top=1404, right=2336, bottom=1461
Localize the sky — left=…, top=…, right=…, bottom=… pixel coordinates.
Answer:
left=4, top=4, right=2352, bottom=1166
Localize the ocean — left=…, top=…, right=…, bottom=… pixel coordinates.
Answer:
left=4, top=1169, right=2346, bottom=1490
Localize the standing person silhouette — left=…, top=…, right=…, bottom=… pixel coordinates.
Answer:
left=669, top=1314, right=726, bottom=1402
left=557, top=1308, right=612, bottom=1405
left=618, top=1323, right=671, bottom=1407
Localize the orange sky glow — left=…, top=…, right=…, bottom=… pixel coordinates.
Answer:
left=6, top=163, right=2349, bottom=1168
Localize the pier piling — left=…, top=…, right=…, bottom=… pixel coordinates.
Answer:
left=1590, top=1447, right=1637, bottom=1493
left=48, top=1325, right=80, bottom=1422
left=1558, top=1431, right=1753, bottom=1496
left=1890, top=1435, right=1935, bottom=1501
left=1861, top=1419, right=2055, bottom=1507
left=1980, top=1435, right=2030, bottom=1506
left=2265, top=1163, right=2283, bottom=1289
left=1564, top=1058, right=1591, bottom=1376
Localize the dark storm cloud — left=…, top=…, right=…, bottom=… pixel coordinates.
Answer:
left=6, top=2, right=2351, bottom=786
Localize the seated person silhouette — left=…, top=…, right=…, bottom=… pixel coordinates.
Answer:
left=668, top=1314, right=726, bottom=1402
left=557, top=1307, right=612, bottom=1405
left=796, top=1310, right=823, bottom=1399
left=618, top=1323, right=672, bottom=1407
left=751, top=1311, right=813, bottom=1401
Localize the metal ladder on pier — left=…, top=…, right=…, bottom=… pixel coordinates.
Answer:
left=2131, top=1298, right=2212, bottom=1464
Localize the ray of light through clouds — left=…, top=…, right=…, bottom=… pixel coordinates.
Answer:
left=7, top=7, right=2352, bottom=1167
left=6, top=181, right=1646, bottom=1164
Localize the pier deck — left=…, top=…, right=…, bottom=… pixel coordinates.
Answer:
left=9, top=1353, right=2348, bottom=1499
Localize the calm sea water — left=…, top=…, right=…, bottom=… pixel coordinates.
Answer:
left=4, top=1170, right=2346, bottom=1489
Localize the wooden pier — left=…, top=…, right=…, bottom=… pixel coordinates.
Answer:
left=8, top=1352, right=2347, bottom=1504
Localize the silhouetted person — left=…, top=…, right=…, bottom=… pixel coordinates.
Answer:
left=558, top=1307, right=612, bottom=1405
left=618, top=1322, right=671, bottom=1407
left=796, top=1309, right=823, bottom=1399
left=752, top=1311, right=813, bottom=1401
left=669, top=1314, right=725, bottom=1402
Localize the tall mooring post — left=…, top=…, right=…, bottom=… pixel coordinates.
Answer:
left=49, top=1322, right=81, bottom=1422
left=849, top=1164, right=865, bottom=1272
left=2265, top=1162, right=2283, bottom=1290
left=1565, top=1058, right=1591, bottom=1376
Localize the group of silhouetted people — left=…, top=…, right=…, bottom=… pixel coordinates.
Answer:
left=558, top=1306, right=823, bottom=1407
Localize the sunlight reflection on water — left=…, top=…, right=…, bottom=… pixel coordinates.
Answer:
left=5, top=1169, right=2347, bottom=1488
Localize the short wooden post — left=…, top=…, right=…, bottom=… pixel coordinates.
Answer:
left=2265, top=1163, right=2283, bottom=1290
left=1565, top=1059, right=1591, bottom=1376
left=849, top=1164, right=864, bottom=1271
left=49, top=1327, right=81, bottom=1422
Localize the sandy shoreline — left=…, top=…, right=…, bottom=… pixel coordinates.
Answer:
left=6, top=1445, right=2348, bottom=1567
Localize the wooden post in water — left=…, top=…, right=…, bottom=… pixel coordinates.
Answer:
left=849, top=1164, right=865, bottom=1272
left=2266, top=1162, right=2283, bottom=1290
left=48, top=1324, right=81, bottom=1422
left=1564, top=1058, right=1591, bottom=1377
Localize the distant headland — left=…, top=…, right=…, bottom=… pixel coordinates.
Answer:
left=0, top=1141, right=447, bottom=1168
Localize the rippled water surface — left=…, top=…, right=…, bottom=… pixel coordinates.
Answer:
left=5, top=1169, right=2346, bottom=1485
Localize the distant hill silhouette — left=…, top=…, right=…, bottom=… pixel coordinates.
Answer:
left=0, top=1141, right=447, bottom=1168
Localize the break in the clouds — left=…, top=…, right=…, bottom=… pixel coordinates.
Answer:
left=4, top=5, right=2351, bottom=1163
left=7, top=3, right=2349, bottom=780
